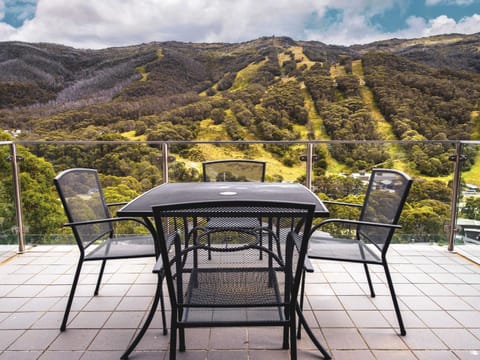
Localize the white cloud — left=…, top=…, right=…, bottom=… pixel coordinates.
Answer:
left=1, top=0, right=479, bottom=48
left=400, top=13, right=480, bottom=38
left=426, top=0, right=474, bottom=6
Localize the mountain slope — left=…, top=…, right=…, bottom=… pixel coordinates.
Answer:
left=1, top=34, right=479, bottom=177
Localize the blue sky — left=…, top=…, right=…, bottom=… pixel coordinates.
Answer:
left=0, top=0, right=479, bottom=49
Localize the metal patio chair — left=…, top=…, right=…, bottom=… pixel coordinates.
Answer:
left=151, top=200, right=316, bottom=360
left=54, top=168, right=166, bottom=333
left=202, top=159, right=266, bottom=182
left=202, top=159, right=267, bottom=259
left=301, top=169, right=413, bottom=336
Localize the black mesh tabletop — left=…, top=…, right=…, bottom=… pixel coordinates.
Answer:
left=117, top=182, right=329, bottom=217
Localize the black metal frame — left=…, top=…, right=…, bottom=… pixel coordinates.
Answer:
left=300, top=169, right=413, bottom=337
left=54, top=168, right=166, bottom=334
left=142, top=200, right=317, bottom=360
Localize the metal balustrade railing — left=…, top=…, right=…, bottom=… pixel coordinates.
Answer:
left=1, top=139, right=478, bottom=259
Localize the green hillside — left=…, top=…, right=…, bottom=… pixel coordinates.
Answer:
left=1, top=34, right=480, bottom=182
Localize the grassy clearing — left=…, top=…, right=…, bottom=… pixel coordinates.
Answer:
left=230, top=60, right=266, bottom=91
left=121, top=130, right=146, bottom=141
left=302, top=84, right=346, bottom=173
left=184, top=145, right=305, bottom=182
left=330, top=64, right=346, bottom=78
left=290, top=46, right=316, bottom=69
left=471, top=111, right=480, bottom=139
left=195, top=119, right=306, bottom=181
left=462, top=152, right=480, bottom=187
left=136, top=65, right=148, bottom=81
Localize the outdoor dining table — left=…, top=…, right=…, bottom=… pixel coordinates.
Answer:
left=117, top=181, right=329, bottom=218
left=117, top=181, right=330, bottom=359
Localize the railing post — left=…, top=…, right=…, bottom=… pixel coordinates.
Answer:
left=9, top=143, right=25, bottom=253
left=162, top=143, right=169, bottom=184
left=448, top=142, right=464, bottom=252
left=305, top=143, right=313, bottom=190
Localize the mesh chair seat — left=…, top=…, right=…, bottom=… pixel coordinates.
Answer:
left=308, top=234, right=381, bottom=263
left=85, top=235, right=156, bottom=260
left=183, top=268, right=280, bottom=306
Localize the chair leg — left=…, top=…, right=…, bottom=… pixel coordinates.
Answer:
left=295, top=302, right=331, bottom=359
left=383, top=261, right=406, bottom=336
left=290, top=310, right=297, bottom=360
left=297, top=269, right=306, bottom=339
left=170, top=311, right=178, bottom=359
left=94, top=259, right=107, bottom=296
left=60, top=259, right=83, bottom=331
left=282, top=321, right=289, bottom=350
left=159, top=277, right=167, bottom=335
left=179, top=325, right=185, bottom=352
left=363, top=263, right=376, bottom=297
left=121, top=273, right=166, bottom=359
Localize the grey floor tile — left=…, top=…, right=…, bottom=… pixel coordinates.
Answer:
left=8, top=329, right=59, bottom=351
left=68, top=311, right=111, bottom=329
left=372, top=349, right=417, bottom=360
left=88, top=329, right=135, bottom=351
left=0, top=351, right=42, bottom=360
left=415, top=310, right=462, bottom=328
left=248, top=349, right=290, bottom=360
left=103, top=311, right=144, bottom=329
left=453, top=350, right=480, bottom=360
left=401, top=328, right=448, bottom=350
left=330, top=349, right=375, bottom=360
left=447, top=310, right=480, bottom=328
left=80, top=351, right=125, bottom=359
left=322, top=328, right=367, bottom=350
left=413, top=350, right=459, bottom=360
left=0, top=330, right=24, bottom=351
left=359, top=328, right=408, bottom=350
left=210, top=328, right=247, bottom=350
left=314, top=311, right=354, bottom=328
left=0, top=312, right=43, bottom=330
left=433, top=328, right=480, bottom=350
left=38, top=351, right=83, bottom=360
left=208, top=350, right=248, bottom=360
left=49, top=329, right=98, bottom=351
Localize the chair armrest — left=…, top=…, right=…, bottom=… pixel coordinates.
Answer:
left=64, top=217, right=157, bottom=243
left=311, top=218, right=401, bottom=233
left=64, top=217, right=153, bottom=231
left=322, top=200, right=362, bottom=208
left=107, top=201, right=128, bottom=207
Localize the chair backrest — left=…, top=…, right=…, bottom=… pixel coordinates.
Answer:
left=54, top=168, right=112, bottom=250
left=358, top=169, right=413, bottom=253
left=152, top=200, right=314, bottom=319
left=202, top=160, right=266, bottom=182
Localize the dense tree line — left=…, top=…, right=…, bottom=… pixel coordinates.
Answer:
left=362, top=52, right=480, bottom=175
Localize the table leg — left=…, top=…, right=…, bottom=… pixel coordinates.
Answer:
left=295, top=302, right=331, bottom=359
left=121, top=273, right=166, bottom=359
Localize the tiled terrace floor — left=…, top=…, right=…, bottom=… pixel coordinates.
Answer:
left=0, top=244, right=479, bottom=360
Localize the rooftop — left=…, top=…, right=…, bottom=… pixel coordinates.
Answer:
left=0, top=244, right=479, bottom=360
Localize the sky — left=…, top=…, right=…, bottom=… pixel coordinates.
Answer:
left=0, top=0, right=479, bottom=49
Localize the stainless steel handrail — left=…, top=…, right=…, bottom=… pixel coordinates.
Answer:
left=3, top=139, right=479, bottom=253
